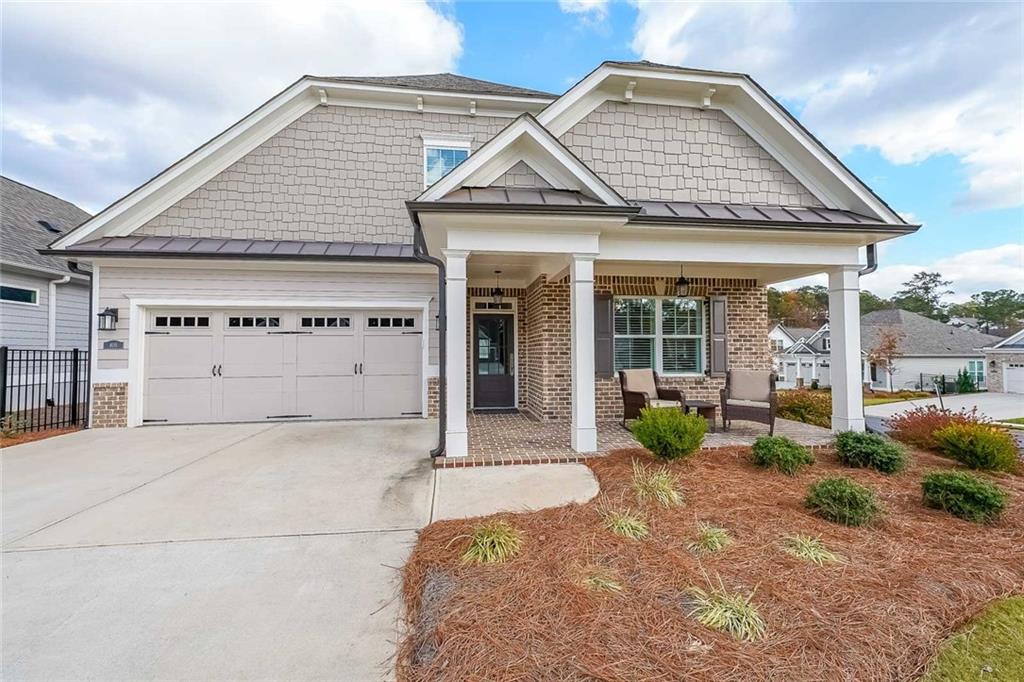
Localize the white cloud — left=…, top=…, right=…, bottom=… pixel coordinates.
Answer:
left=630, top=1, right=1023, bottom=210
left=776, top=243, right=1024, bottom=302
left=559, top=0, right=610, bottom=23
left=1, top=1, right=463, bottom=212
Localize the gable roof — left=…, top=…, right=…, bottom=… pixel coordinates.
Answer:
left=314, top=73, right=556, bottom=99
left=982, top=326, right=1024, bottom=351
left=1, top=176, right=90, bottom=276
left=860, top=309, right=1002, bottom=357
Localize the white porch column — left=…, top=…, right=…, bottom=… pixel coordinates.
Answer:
left=444, top=249, right=469, bottom=457
left=828, top=266, right=865, bottom=432
left=570, top=254, right=597, bottom=452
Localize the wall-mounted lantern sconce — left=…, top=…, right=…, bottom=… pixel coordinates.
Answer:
left=97, top=307, right=119, bottom=331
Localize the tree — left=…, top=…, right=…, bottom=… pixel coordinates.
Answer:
left=969, top=289, right=1024, bottom=333
left=866, top=326, right=905, bottom=391
left=892, top=272, right=953, bottom=321
left=860, top=290, right=890, bottom=315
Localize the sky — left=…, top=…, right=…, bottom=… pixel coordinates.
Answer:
left=2, top=0, right=1021, bottom=301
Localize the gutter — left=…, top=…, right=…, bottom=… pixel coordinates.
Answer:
left=412, top=224, right=446, bottom=457
left=859, top=243, right=878, bottom=277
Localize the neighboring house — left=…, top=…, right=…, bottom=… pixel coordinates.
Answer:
left=982, top=328, right=1024, bottom=394
left=1, top=176, right=91, bottom=350
left=778, top=309, right=1001, bottom=392
left=948, top=316, right=981, bottom=331
left=42, top=61, right=917, bottom=455
left=768, top=322, right=817, bottom=374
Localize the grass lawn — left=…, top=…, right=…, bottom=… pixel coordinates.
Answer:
left=1001, top=417, right=1024, bottom=426
left=399, top=446, right=1022, bottom=680
left=864, top=396, right=914, bottom=406
left=922, top=596, right=1024, bottom=681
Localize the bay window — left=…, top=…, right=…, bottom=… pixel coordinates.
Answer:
left=614, top=297, right=705, bottom=374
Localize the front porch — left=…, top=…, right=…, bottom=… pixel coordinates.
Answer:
left=438, top=412, right=833, bottom=467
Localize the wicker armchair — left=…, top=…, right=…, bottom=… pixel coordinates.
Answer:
left=618, top=368, right=686, bottom=427
left=720, top=370, right=777, bottom=435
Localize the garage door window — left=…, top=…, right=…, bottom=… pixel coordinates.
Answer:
left=228, top=315, right=280, bottom=328
left=367, top=316, right=415, bottom=329
left=301, top=316, right=351, bottom=328
left=155, top=315, right=210, bottom=328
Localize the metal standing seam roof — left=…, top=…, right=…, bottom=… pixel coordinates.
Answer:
left=311, top=73, right=557, bottom=99
left=1, top=176, right=91, bottom=275
left=47, top=236, right=418, bottom=260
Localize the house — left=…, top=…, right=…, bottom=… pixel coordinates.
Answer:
left=768, top=322, right=818, bottom=374
left=982, top=328, right=1024, bottom=394
left=1, top=176, right=91, bottom=350
left=777, top=309, right=1001, bottom=392
left=41, top=61, right=918, bottom=456
left=775, top=323, right=832, bottom=387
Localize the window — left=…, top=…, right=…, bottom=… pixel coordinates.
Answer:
left=966, top=360, right=984, bottom=384
left=1, top=285, right=38, bottom=305
left=301, top=316, right=351, bottom=328
left=771, top=339, right=785, bottom=352
left=423, top=137, right=471, bottom=186
left=367, top=316, right=416, bottom=329
left=822, top=337, right=831, bottom=351
left=155, top=315, right=210, bottom=328
left=613, top=297, right=706, bottom=374
left=227, top=316, right=280, bottom=328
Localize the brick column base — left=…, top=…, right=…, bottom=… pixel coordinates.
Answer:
left=92, top=383, right=128, bottom=428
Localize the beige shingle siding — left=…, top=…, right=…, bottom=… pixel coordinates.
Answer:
left=560, top=101, right=823, bottom=207
left=492, top=161, right=553, bottom=189
left=141, top=106, right=509, bottom=242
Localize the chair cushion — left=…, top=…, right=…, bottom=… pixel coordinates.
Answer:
left=729, top=370, right=771, bottom=402
left=649, top=399, right=682, bottom=409
left=621, top=368, right=658, bottom=400
left=727, top=399, right=771, bottom=409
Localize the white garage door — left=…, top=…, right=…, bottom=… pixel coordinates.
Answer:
left=143, top=310, right=422, bottom=424
left=1006, top=363, right=1024, bottom=394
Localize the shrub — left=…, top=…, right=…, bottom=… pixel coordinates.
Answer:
left=922, top=472, right=1009, bottom=523
left=886, top=405, right=986, bottom=451
left=834, top=431, right=907, bottom=474
left=599, top=507, right=650, bottom=540
left=804, top=477, right=882, bottom=526
left=955, top=368, right=977, bottom=394
left=631, top=407, right=707, bottom=460
left=631, top=460, right=683, bottom=507
left=688, top=523, right=732, bottom=554
left=782, top=535, right=842, bottom=565
left=777, top=389, right=831, bottom=428
left=462, top=520, right=522, bottom=564
left=751, top=436, right=815, bottom=476
left=687, top=582, right=766, bottom=641
left=0, top=415, right=26, bottom=439
left=933, top=423, right=1019, bottom=473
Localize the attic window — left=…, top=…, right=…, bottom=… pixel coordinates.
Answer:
left=422, top=135, right=472, bottom=187
left=38, top=220, right=62, bottom=233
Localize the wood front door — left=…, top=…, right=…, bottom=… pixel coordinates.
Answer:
left=473, top=314, right=515, bottom=408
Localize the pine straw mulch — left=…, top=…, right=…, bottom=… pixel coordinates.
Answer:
left=0, top=427, right=79, bottom=450
left=397, top=446, right=1024, bottom=681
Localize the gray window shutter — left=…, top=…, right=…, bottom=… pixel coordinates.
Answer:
left=594, top=293, right=613, bottom=377
left=709, top=295, right=728, bottom=376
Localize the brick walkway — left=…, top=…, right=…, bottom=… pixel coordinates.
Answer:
left=439, top=412, right=833, bottom=467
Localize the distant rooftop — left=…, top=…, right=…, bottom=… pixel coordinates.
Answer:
left=313, top=72, right=557, bottom=99
left=861, top=309, right=1002, bottom=357
left=1, top=176, right=91, bottom=276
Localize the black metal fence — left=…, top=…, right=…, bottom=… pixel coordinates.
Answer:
left=1, top=347, right=90, bottom=434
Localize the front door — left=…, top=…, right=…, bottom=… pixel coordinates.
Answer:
left=473, top=314, right=515, bottom=408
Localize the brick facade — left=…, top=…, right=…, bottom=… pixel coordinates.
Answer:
left=91, top=382, right=128, bottom=428
left=984, top=352, right=1024, bottom=393
left=427, top=376, right=440, bottom=418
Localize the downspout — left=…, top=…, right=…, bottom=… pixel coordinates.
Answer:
left=412, top=224, right=446, bottom=457
left=858, top=243, right=877, bottom=277
left=68, top=261, right=93, bottom=426
left=47, top=275, right=72, bottom=349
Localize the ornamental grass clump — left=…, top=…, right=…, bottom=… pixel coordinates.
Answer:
left=805, top=476, right=882, bottom=527
left=834, top=431, right=907, bottom=474
left=782, top=534, right=842, bottom=566
left=922, top=471, right=1009, bottom=524
left=687, top=581, right=767, bottom=642
left=599, top=506, right=650, bottom=540
left=751, top=436, right=815, bottom=476
left=631, top=459, right=683, bottom=507
left=933, top=423, right=1018, bottom=473
left=580, top=568, right=625, bottom=594
left=776, top=389, right=831, bottom=428
left=631, top=407, right=707, bottom=460
left=461, top=519, right=522, bottom=565
left=687, top=523, right=732, bottom=554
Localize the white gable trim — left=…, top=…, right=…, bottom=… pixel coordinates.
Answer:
left=539, top=63, right=903, bottom=224
left=986, top=327, right=1024, bottom=351
left=417, top=115, right=626, bottom=206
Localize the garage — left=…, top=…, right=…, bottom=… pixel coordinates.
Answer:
left=1005, top=363, right=1024, bottom=394
left=143, top=309, right=422, bottom=424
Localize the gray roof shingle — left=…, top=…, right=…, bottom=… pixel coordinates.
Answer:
left=861, top=309, right=1002, bottom=357
left=1, top=176, right=91, bottom=275
left=313, top=73, right=556, bottom=99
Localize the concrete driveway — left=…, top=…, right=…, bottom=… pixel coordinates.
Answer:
left=2, top=420, right=599, bottom=681
left=2, top=420, right=436, bottom=681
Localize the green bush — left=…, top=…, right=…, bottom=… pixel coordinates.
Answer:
left=834, top=431, right=907, bottom=474
left=751, top=436, right=815, bottom=476
left=777, top=389, right=831, bottom=428
left=955, top=368, right=978, bottom=394
left=804, top=476, right=882, bottom=526
left=631, top=407, right=707, bottom=460
left=922, top=472, right=1009, bottom=523
left=933, top=423, right=1019, bottom=473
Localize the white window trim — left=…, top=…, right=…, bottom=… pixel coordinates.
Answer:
left=1, top=284, right=40, bottom=307
left=422, top=136, right=473, bottom=189
left=614, top=296, right=706, bottom=376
